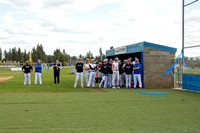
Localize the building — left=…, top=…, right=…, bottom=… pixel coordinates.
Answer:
left=106, top=41, right=177, bottom=89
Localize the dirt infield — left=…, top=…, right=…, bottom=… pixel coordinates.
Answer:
left=0, top=76, right=14, bottom=82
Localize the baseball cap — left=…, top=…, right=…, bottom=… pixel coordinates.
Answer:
left=91, top=59, right=95, bottom=62
left=109, top=59, right=113, bottom=61
left=103, top=59, right=108, bottom=62
left=136, top=59, right=139, bottom=61
left=115, top=57, right=119, bottom=60
left=129, top=57, right=132, bottom=60
left=37, top=59, right=41, bottom=63
left=124, top=60, right=127, bottom=62
left=26, top=61, right=29, bottom=63
left=78, top=58, right=82, bottom=61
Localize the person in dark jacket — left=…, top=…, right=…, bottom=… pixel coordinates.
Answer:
left=124, top=59, right=133, bottom=88
left=74, top=58, right=84, bottom=88
left=118, top=60, right=124, bottom=87
left=53, top=60, right=60, bottom=84
left=99, top=59, right=109, bottom=88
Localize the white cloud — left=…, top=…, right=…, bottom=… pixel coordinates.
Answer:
left=0, top=0, right=199, bottom=57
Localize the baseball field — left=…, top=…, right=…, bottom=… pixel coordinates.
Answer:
left=0, top=68, right=200, bottom=133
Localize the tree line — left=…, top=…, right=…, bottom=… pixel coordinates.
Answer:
left=0, top=44, right=105, bottom=66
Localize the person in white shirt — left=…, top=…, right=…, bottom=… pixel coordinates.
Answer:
left=87, top=59, right=97, bottom=88
left=84, top=58, right=90, bottom=86
left=112, top=57, right=120, bottom=89
left=132, top=57, right=137, bottom=82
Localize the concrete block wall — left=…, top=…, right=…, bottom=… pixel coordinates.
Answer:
left=143, top=47, right=175, bottom=88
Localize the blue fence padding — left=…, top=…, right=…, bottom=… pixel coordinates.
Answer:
left=144, top=41, right=177, bottom=53
left=126, top=42, right=144, bottom=54
left=182, top=74, right=200, bottom=92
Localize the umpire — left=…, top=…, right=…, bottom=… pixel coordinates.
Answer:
left=53, top=59, right=60, bottom=84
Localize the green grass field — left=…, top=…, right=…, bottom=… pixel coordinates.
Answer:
left=0, top=68, right=200, bottom=133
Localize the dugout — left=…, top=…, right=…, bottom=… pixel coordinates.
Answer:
left=106, top=41, right=177, bottom=89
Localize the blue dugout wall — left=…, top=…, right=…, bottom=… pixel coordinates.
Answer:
left=182, top=74, right=200, bottom=92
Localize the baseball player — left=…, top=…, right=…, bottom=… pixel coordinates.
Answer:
left=97, top=60, right=102, bottom=83
left=53, top=60, right=60, bottom=84
left=87, top=59, right=97, bottom=88
left=35, top=59, right=42, bottom=85
left=124, top=59, right=132, bottom=88
left=133, top=59, right=142, bottom=88
left=122, top=60, right=127, bottom=86
left=84, top=58, right=90, bottom=85
left=132, top=57, right=137, bottom=83
left=99, top=59, right=109, bottom=88
left=74, top=58, right=84, bottom=88
left=112, top=57, right=120, bottom=89
left=118, top=60, right=124, bottom=87
left=107, top=59, right=113, bottom=88
left=22, top=61, right=33, bottom=85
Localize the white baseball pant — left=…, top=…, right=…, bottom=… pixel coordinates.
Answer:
left=134, top=74, right=142, bottom=88
left=132, top=71, right=134, bottom=82
left=119, top=73, right=125, bottom=86
left=24, top=73, right=31, bottom=85
left=108, top=74, right=113, bottom=87
left=112, top=71, right=119, bottom=87
left=87, top=72, right=96, bottom=87
left=126, top=74, right=132, bottom=88
left=35, top=72, right=42, bottom=85
left=85, top=72, right=90, bottom=85
left=74, top=72, right=83, bottom=87
left=99, top=75, right=108, bottom=88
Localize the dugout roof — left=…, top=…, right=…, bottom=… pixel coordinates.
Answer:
left=106, top=41, right=177, bottom=57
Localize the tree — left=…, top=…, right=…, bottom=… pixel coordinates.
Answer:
left=11, top=47, right=17, bottom=62
left=53, top=49, right=66, bottom=66
left=4, top=50, right=8, bottom=61
left=189, top=58, right=195, bottom=68
left=23, top=49, right=28, bottom=62
left=85, top=51, right=94, bottom=59
left=99, top=47, right=102, bottom=59
left=0, top=47, right=2, bottom=61
left=16, top=48, right=22, bottom=63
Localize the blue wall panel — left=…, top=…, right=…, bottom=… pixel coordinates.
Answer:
left=126, top=42, right=144, bottom=54
left=182, top=74, right=200, bottom=92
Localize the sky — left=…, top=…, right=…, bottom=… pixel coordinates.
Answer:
left=0, top=0, right=199, bottom=57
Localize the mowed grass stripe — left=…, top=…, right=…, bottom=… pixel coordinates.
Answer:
left=0, top=68, right=92, bottom=92
left=0, top=90, right=199, bottom=133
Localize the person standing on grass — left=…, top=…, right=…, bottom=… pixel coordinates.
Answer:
left=99, top=59, right=109, bottom=88
left=132, top=57, right=137, bottom=83
left=74, top=58, right=84, bottom=88
left=87, top=59, right=97, bottom=88
left=133, top=59, right=142, bottom=88
left=84, top=58, right=90, bottom=86
left=112, top=57, right=120, bottom=89
left=35, top=59, right=42, bottom=85
left=124, top=59, right=132, bottom=88
left=97, top=60, right=102, bottom=83
left=107, top=59, right=113, bottom=88
left=22, top=61, right=33, bottom=85
left=53, top=59, right=60, bottom=85
left=118, top=60, right=124, bottom=87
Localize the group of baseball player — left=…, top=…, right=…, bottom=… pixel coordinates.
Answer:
left=22, top=59, right=61, bottom=85
left=74, top=57, right=142, bottom=89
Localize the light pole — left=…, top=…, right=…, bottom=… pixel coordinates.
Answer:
left=182, top=0, right=198, bottom=88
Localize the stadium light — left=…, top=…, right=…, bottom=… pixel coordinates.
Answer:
left=182, top=0, right=198, bottom=87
